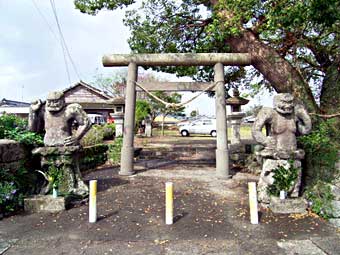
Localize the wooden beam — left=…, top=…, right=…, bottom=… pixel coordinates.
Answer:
left=135, top=82, right=216, bottom=92
left=103, top=53, right=252, bottom=67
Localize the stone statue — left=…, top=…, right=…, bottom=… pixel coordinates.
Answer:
left=252, top=93, right=311, bottom=160
left=29, top=91, right=91, bottom=146
left=29, top=91, right=91, bottom=196
left=252, top=93, right=312, bottom=204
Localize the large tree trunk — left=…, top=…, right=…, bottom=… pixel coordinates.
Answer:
left=320, top=56, right=340, bottom=113
left=226, top=30, right=319, bottom=112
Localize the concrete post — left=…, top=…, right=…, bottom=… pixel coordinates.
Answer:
left=214, top=63, right=230, bottom=178
left=119, top=62, right=137, bottom=175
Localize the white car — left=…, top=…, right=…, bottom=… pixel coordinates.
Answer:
left=179, top=119, right=217, bottom=137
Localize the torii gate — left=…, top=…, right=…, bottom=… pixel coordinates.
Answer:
left=102, top=53, right=252, bottom=178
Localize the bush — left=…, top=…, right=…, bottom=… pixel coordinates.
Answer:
left=79, top=144, right=108, bottom=172
left=102, top=123, right=115, bottom=140
left=299, top=119, right=340, bottom=218
left=108, top=137, right=123, bottom=164
left=81, top=124, right=115, bottom=147
left=267, top=161, right=299, bottom=197
left=0, top=165, right=36, bottom=215
left=0, top=114, right=43, bottom=147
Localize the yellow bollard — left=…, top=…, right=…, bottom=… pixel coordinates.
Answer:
left=89, top=180, right=97, bottom=223
left=248, top=182, right=259, bottom=224
left=165, top=182, right=174, bottom=225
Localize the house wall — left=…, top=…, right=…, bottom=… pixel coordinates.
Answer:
left=64, top=85, right=108, bottom=104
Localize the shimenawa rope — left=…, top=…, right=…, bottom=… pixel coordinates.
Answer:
left=134, top=80, right=225, bottom=109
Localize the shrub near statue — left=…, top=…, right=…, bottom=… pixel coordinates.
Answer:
left=28, top=91, right=91, bottom=196
left=252, top=93, right=312, bottom=207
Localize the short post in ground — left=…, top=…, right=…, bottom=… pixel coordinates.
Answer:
left=89, top=180, right=97, bottom=223
left=165, top=182, right=174, bottom=225
left=248, top=182, right=259, bottom=224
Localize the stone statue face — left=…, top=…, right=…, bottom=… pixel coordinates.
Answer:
left=274, top=93, right=294, bottom=115
left=46, top=91, right=65, bottom=112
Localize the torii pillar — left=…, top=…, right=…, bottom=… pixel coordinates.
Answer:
left=102, top=53, right=252, bottom=177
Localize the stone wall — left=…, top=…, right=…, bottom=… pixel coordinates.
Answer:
left=329, top=152, right=340, bottom=227
left=0, top=139, right=27, bottom=171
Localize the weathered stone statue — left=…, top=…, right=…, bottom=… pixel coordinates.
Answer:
left=252, top=93, right=312, bottom=205
left=29, top=91, right=91, bottom=196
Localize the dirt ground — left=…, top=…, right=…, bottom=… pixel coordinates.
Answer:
left=0, top=137, right=339, bottom=255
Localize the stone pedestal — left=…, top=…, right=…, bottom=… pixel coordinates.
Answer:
left=258, top=159, right=302, bottom=204
left=229, top=112, right=245, bottom=145
left=32, top=146, right=88, bottom=196
left=145, top=119, right=152, bottom=137
left=269, top=197, right=307, bottom=214
left=24, top=195, right=69, bottom=213
left=113, top=113, right=124, bottom=137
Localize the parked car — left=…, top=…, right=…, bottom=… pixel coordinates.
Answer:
left=88, top=114, right=106, bottom=125
left=179, top=119, right=217, bottom=137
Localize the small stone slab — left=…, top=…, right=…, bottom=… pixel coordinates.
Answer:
left=269, top=197, right=307, bottom=214
left=24, top=195, right=68, bottom=213
left=0, top=240, right=10, bottom=255
left=277, top=240, right=327, bottom=255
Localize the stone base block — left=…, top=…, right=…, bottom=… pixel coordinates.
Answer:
left=24, top=195, right=69, bottom=213
left=269, top=197, right=307, bottom=214
left=329, top=218, right=340, bottom=228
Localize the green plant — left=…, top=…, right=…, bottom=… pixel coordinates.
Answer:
left=79, top=144, right=108, bottom=172
left=305, top=181, right=334, bottom=219
left=298, top=119, right=339, bottom=218
left=299, top=119, right=339, bottom=184
left=81, top=125, right=105, bottom=146
left=0, top=114, right=43, bottom=147
left=37, top=166, right=63, bottom=189
left=267, top=161, right=299, bottom=197
left=0, top=166, right=34, bottom=214
left=108, top=137, right=123, bottom=164
left=102, top=123, right=115, bottom=140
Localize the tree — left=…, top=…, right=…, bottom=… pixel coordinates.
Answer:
left=90, top=69, right=127, bottom=97
left=75, top=0, right=339, bottom=117
left=135, top=99, right=151, bottom=131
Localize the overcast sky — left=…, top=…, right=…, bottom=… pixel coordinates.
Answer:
left=0, top=0, right=272, bottom=116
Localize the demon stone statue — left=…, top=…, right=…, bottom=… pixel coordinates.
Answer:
left=252, top=93, right=312, bottom=204
left=29, top=91, right=91, bottom=196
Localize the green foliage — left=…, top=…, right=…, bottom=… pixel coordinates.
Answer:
left=79, top=144, right=108, bottom=172
left=108, top=137, right=123, bottom=164
left=305, top=181, right=334, bottom=219
left=0, top=166, right=35, bottom=214
left=299, top=119, right=339, bottom=184
left=299, top=119, right=339, bottom=218
left=81, top=123, right=115, bottom=146
left=90, top=69, right=127, bottom=97
left=267, top=161, right=299, bottom=197
left=0, top=114, right=43, bottom=147
left=47, top=166, right=63, bottom=189
left=102, top=123, right=116, bottom=140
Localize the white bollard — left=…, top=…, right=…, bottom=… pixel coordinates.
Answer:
left=248, top=182, right=259, bottom=224
left=89, top=180, right=97, bottom=223
left=280, top=190, right=286, bottom=200
left=165, top=182, right=174, bottom=225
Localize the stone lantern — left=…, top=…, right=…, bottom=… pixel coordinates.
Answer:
left=110, top=97, right=125, bottom=137
left=226, top=88, right=249, bottom=145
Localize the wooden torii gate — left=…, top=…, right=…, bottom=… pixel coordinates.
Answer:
left=102, top=53, right=252, bottom=178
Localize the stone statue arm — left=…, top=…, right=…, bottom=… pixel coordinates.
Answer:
left=28, top=100, right=45, bottom=133
left=64, top=104, right=91, bottom=146
left=295, top=103, right=312, bottom=135
left=252, top=107, right=274, bottom=146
